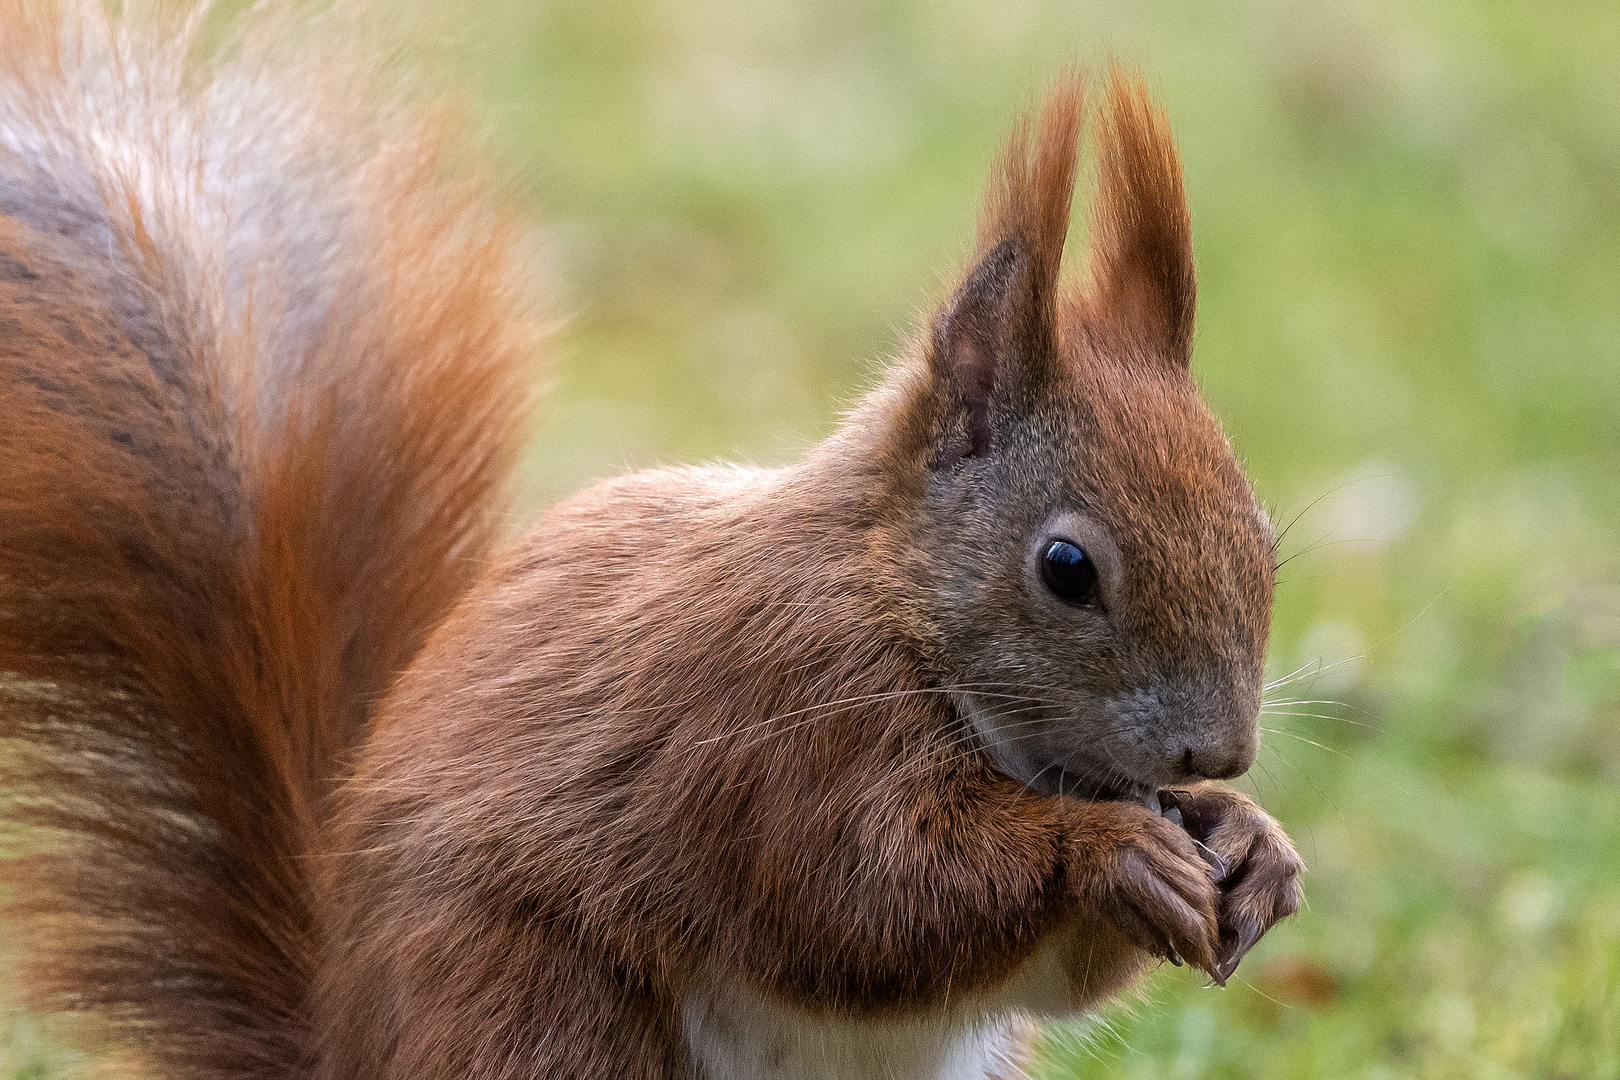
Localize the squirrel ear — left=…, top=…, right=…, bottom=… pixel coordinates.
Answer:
left=928, top=75, right=1083, bottom=469
left=930, top=240, right=1030, bottom=465
left=1078, top=68, right=1196, bottom=369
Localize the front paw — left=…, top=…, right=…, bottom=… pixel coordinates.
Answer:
left=1069, top=801, right=1222, bottom=977
left=1160, top=787, right=1305, bottom=983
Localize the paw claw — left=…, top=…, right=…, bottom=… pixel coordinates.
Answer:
left=1214, top=912, right=1266, bottom=981
left=1160, top=786, right=1306, bottom=982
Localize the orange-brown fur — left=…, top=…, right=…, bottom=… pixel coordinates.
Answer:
left=0, top=6, right=1301, bottom=1079
left=0, top=3, right=533, bottom=1075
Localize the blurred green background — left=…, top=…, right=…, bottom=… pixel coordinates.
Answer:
left=8, top=0, right=1620, bottom=1077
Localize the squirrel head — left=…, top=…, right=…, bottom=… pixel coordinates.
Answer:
left=855, top=69, right=1274, bottom=803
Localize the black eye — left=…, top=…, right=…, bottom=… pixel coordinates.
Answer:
left=1040, top=539, right=1100, bottom=606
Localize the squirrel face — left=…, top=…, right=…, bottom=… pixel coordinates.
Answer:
left=923, top=343, right=1274, bottom=804
left=871, top=73, right=1273, bottom=805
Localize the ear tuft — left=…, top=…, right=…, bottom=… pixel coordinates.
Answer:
left=1081, top=66, right=1196, bottom=368
left=976, top=70, right=1086, bottom=309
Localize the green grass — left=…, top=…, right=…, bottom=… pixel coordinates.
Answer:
left=7, top=0, right=1620, bottom=1076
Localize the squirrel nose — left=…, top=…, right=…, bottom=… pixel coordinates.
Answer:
left=1172, top=738, right=1255, bottom=782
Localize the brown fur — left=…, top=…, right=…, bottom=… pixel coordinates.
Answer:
left=1, top=9, right=1301, bottom=1079
left=0, top=3, right=535, bottom=1076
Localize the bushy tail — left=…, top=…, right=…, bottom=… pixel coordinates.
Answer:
left=0, top=3, right=538, bottom=1075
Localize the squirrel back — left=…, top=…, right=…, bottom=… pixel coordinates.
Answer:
left=0, top=3, right=536, bottom=1075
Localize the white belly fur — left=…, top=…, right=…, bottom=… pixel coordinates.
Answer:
left=681, top=935, right=1079, bottom=1080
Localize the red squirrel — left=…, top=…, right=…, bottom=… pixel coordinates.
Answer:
left=0, top=5, right=1303, bottom=1079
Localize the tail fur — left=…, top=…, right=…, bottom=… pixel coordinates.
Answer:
left=0, top=3, right=538, bottom=1074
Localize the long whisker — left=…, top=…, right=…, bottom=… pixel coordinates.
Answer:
left=1263, top=697, right=1379, bottom=718
left=1264, top=658, right=1326, bottom=692
left=1272, top=528, right=1334, bottom=574
left=1275, top=536, right=1396, bottom=576
left=1260, top=709, right=1377, bottom=730
left=719, top=684, right=1083, bottom=757
left=930, top=706, right=1066, bottom=760
left=687, top=683, right=1057, bottom=750
left=1254, top=742, right=1337, bottom=806
left=1266, top=588, right=1451, bottom=694
left=1020, top=758, right=1063, bottom=796
left=1260, top=726, right=1346, bottom=756
left=1270, top=480, right=1358, bottom=557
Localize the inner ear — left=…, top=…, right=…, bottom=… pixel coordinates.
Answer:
left=925, top=75, right=1082, bottom=471
left=929, top=240, right=1032, bottom=468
